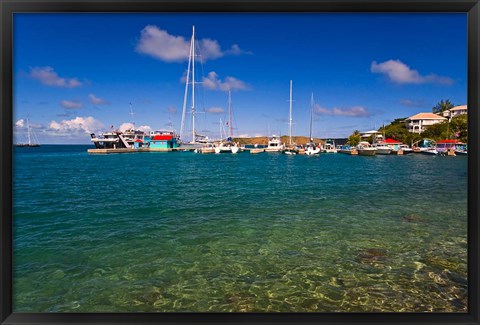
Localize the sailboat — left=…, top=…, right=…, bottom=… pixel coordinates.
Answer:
left=283, top=80, right=298, bottom=155
left=179, top=26, right=208, bottom=149
left=305, top=93, right=320, bottom=155
left=214, top=90, right=239, bottom=154
left=16, top=117, right=40, bottom=147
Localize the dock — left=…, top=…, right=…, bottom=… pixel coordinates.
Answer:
left=87, top=148, right=194, bottom=154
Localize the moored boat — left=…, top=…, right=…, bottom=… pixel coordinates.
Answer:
left=397, top=144, right=413, bottom=154
left=264, top=135, right=284, bottom=152
left=214, top=138, right=239, bottom=154
left=357, top=141, right=377, bottom=156
left=422, top=148, right=439, bottom=155
left=91, top=130, right=128, bottom=149
left=195, top=142, right=216, bottom=154
left=455, top=142, right=468, bottom=155
left=322, top=139, right=337, bottom=153
left=249, top=148, right=265, bottom=154
left=305, top=93, right=321, bottom=156
left=412, top=138, right=436, bottom=154
left=338, top=145, right=358, bottom=155
left=372, top=142, right=391, bottom=155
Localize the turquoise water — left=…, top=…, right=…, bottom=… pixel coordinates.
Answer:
left=13, top=145, right=468, bottom=312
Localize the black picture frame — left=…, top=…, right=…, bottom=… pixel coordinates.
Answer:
left=1, top=1, right=479, bottom=324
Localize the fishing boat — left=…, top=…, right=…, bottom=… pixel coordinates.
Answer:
left=264, top=135, right=284, bottom=152
left=356, top=141, right=377, bottom=156
left=16, top=118, right=40, bottom=147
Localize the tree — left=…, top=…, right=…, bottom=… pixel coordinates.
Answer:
left=449, top=114, right=468, bottom=142
left=379, top=117, right=422, bottom=146
left=432, top=99, right=454, bottom=114
left=347, top=130, right=361, bottom=146
left=422, top=121, right=449, bottom=140
left=421, top=114, right=468, bottom=142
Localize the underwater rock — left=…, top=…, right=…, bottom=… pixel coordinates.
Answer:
left=401, top=214, right=422, bottom=223
left=357, top=248, right=388, bottom=265
left=442, top=269, right=468, bottom=286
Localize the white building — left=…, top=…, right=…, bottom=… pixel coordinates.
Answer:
left=442, top=105, right=467, bottom=119
left=360, top=130, right=384, bottom=143
left=405, top=113, right=447, bottom=133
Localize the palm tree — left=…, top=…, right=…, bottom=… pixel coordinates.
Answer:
left=432, top=99, right=454, bottom=114
left=347, top=130, right=361, bottom=146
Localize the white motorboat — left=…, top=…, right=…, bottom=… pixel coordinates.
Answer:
left=264, top=135, right=284, bottom=152
left=398, top=144, right=413, bottom=154
left=373, top=143, right=392, bottom=155
left=357, top=141, right=377, bottom=156
left=322, top=139, right=337, bottom=153
left=422, top=148, right=439, bottom=155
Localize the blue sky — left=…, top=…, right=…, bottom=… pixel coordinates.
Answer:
left=13, top=13, right=467, bottom=144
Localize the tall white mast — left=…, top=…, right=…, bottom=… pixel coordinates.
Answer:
left=310, top=92, right=314, bottom=141
left=180, top=29, right=193, bottom=142
left=289, top=80, right=293, bottom=146
left=180, top=26, right=196, bottom=143
left=27, top=117, right=31, bottom=146
left=191, top=25, right=196, bottom=143
left=228, top=89, right=233, bottom=138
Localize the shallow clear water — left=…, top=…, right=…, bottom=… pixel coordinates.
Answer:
left=13, top=145, right=468, bottom=312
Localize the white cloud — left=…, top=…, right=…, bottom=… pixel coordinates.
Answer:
left=400, top=99, right=425, bottom=108
left=333, top=106, right=371, bottom=117
left=198, top=38, right=223, bottom=61
left=30, top=66, right=82, bottom=88
left=226, top=44, right=253, bottom=56
left=15, top=119, right=24, bottom=128
left=48, top=116, right=104, bottom=135
left=60, top=100, right=82, bottom=109
left=138, top=125, right=152, bottom=133
left=314, top=104, right=371, bottom=117
left=202, top=71, right=250, bottom=91
left=135, top=25, right=250, bottom=62
left=371, top=59, right=453, bottom=85
left=88, top=94, right=110, bottom=105
left=205, top=107, right=225, bottom=114
left=118, top=123, right=152, bottom=132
